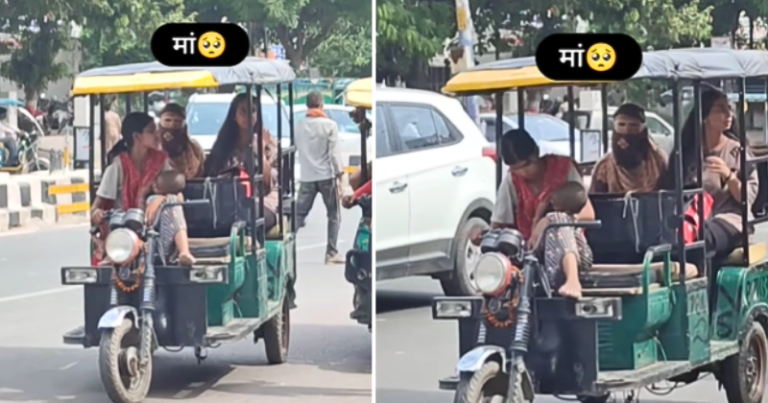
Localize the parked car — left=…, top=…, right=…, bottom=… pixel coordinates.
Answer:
left=293, top=104, right=372, bottom=173
left=376, top=87, right=496, bottom=295
left=560, top=106, right=674, bottom=155
left=478, top=113, right=594, bottom=162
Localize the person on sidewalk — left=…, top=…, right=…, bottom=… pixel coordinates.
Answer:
left=103, top=95, right=122, bottom=153
left=295, top=92, right=345, bottom=264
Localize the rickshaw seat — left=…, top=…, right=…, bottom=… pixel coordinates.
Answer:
left=188, top=237, right=254, bottom=264
left=582, top=283, right=662, bottom=296
left=266, top=216, right=290, bottom=240
left=580, top=262, right=698, bottom=290
left=723, top=242, right=767, bottom=266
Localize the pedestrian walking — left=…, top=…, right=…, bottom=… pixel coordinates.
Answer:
left=295, top=91, right=345, bottom=264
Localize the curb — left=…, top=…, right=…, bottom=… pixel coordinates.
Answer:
left=0, top=170, right=90, bottom=231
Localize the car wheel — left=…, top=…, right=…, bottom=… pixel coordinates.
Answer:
left=440, top=216, right=488, bottom=296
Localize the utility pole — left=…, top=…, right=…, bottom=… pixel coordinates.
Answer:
left=453, top=0, right=479, bottom=124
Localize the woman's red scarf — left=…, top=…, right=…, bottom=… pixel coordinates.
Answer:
left=119, top=149, right=168, bottom=209
left=511, top=155, right=574, bottom=239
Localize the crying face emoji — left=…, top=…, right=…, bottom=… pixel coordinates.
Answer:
left=198, top=31, right=226, bottom=59
left=586, top=43, right=616, bottom=72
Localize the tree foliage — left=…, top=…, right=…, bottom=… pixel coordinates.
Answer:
left=186, top=0, right=371, bottom=71
left=376, top=0, right=454, bottom=83
left=79, top=0, right=195, bottom=69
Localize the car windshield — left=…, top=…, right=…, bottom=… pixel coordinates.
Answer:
left=186, top=102, right=291, bottom=137
left=507, top=115, right=572, bottom=141
left=294, top=109, right=361, bottom=134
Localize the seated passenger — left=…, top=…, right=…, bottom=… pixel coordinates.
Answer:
left=492, top=129, right=595, bottom=298
left=158, top=103, right=205, bottom=179
left=201, top=93, right=279, bottom=232
left=91, top=112, right=195, bottom=265
left=657, top=89, right=759, bottom=259
left=590, top=104, right=667, bottom=194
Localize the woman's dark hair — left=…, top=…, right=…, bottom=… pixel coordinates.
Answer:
left=160, top=102, right=186, bottom=119
left=658, top=88, right=738, bottom=189
left=613, top=103, right=646, bottom=123
left=500, top=128, right=539, bottom=166
left=203, top=93, right=256, bottom=176
left=106, top=112, right=154, bottom=164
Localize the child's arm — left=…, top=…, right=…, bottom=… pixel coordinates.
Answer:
left=176, top=192, right=185, bottom=201
left=353, top=180, right=372, bottom=199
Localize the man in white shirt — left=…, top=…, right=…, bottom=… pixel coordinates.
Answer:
left=294, top=92, right=345, bottom=264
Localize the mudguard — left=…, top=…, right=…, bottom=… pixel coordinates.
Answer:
left=98, top=306, right=138, bottom=329
left=456, top=345, right=507, bottom=372
left=456, top=345, right=535, bottom=400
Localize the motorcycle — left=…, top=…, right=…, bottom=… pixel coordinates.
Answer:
left=345, top=194, right=371, bottom=329
left=449, top=221, right=601, bottom=403
left=92, top=199, right=207, bottom=402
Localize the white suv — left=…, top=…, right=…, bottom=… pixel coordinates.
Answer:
left=375, top=88, right=496, bottom=295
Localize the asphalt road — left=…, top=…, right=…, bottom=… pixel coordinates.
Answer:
left=0, top=199, right=370, bottom=403
left=376, top=226, right=768, bottom=403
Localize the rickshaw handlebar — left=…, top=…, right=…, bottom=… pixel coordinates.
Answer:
left=152, top=199, right=209, bottom=229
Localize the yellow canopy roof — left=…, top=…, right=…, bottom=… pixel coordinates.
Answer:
left=344, top=77, right=372, bottom=109
left=72, top=71, right=219, bottom=96
left=443, top=65, right=598, bottom=94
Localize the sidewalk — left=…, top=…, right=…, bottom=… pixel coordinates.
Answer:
left=0, top=169, right=90, bottom=231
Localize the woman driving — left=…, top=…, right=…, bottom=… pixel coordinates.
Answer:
left=202, top=93, right=279, bottom=232
left=91, top=112, right=195, bottom=265
left=658, top=89, right=759, bottom=259
left=590, top=103, right=667, bottom=194
left=491, top=129, right=595, bottom=298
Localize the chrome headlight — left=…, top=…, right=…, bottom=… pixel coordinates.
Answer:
left=105, top=228, right=140, bottom=264
left=475, top=253, right=513, bottom=296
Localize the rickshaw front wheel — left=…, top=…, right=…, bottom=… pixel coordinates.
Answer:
left=722, top=321, right=767, bottom=403
left=454, top=361, right=517, bottom=403
left=98, top=319, right=153, bottom=403
left=263, top=294, right=290, bottom=364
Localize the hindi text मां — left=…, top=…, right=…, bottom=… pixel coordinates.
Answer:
left=172, top=32, right=198, bottom=55
left=559, top=44, right=585, bottom=68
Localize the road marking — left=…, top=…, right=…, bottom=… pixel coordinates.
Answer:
left=0, top=287, right=77, bottom=303
left=58, top=361, right=78, bottom=371
left=0, top=239, right=348, bottom=304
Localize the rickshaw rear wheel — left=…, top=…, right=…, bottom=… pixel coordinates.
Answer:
left=263, top=294, right=290, bottom=364
left=98, top=318, right=152, bottom=403
left=454, top=361, right=519, bottom=403
left=723, top=321, right=767, bottom=403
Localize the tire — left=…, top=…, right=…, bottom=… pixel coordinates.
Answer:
left=722, top=321, right=767, bottom=403
left=578, top=394, right=611, bottom=403
left=98, top=319, right=152, bottom=403
left=263, top=294, right=290, bottom=364
left=454, top=361, right=521, bottom=403
left=441, top=217, right=489, bottom=296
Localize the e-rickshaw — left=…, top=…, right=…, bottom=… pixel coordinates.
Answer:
left=433, top=48, right=768, bottom=403
left=59, top=58, right=298, bottom=403
left=343, top=77, right=372, bottom=329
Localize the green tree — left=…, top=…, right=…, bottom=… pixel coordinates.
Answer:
left=78, top=0, right=194, bottom=69
left=186, top=0, right=371, bottom=70
left=310, top=21, right=372, bottom=77
left=376, top=0, right=454, bottom=85
left=0, top=19, right=68, bottom=107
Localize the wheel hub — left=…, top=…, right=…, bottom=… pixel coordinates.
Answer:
left=123, top=346, right=140, bottom=378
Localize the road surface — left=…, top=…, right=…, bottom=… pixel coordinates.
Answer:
left=0, top=199, right=371, bottom=402
left=376, top=226, right=768, bottom=403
